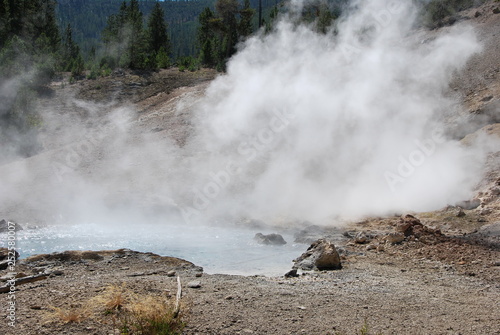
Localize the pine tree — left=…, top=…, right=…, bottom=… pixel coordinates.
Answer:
left=35, top=0, right=60, bottom=52
left=147, top=1, right=170, bottom=54
left=198, top=7, right=217, bottom=68
left=0, top=0, right=12, bottom=47
left=101, top=0, right=148, bottom=69
left=0, top=0, right=63, bottom=159
left=127, top=0, right=145, bottom=68
left=62, top=23, right=81, bottom=71
left=317, top=4, right=334, bottom=34
left=239, top=0, right=255, bottom=38
left=215, top=0, right=239, bottom=61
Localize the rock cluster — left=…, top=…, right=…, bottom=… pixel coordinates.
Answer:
left=396, top=214, right=445, bottom=244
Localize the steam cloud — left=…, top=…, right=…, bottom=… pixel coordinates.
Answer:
left=0, top=0, right=492, bottom=228
left=180, top=0, right=486, bottom=224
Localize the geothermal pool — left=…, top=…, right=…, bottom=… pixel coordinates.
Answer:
left=1, top=223, right=304, bottom=276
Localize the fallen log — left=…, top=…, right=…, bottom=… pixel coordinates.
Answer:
left=173, top=275, right=182, bottom=318
left=0, top=274, right=48, bottom=293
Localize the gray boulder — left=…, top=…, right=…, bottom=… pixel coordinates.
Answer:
left=293, top=239, right=341, bottom=271
left=254, top=233, right=287, bottom=245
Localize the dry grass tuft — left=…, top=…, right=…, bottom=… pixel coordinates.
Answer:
left=45, top=283, right=186, bottom=334
left=90, top=283, right=129, bottom=312
left=46, top=305, right=89, bottom=323
left=89, top=284, right=186, bottom=335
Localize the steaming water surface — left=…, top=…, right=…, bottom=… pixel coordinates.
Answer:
left=6, top=224, right=303, bottom=276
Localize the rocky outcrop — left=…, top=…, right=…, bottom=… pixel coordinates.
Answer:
left=0, top=247, right=19, bottom=261
left=293, top=239, right=341, bottom=271
left=0, top=247, right=20, bottom=270
left=253, top=233, right=287, bottom=245
left=395, top=214, right=445, bottom=244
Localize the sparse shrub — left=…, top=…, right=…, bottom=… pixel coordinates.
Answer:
left=333, top=320, right=384, bottom=335
left=102, top=66, right=112, bottom=77
left=87, top=65, right=99, bottom=80
left=156, top=47, right=170, bottom=69
left=70, top=54, right=85, bottom=77
left=100, top=55, right=117, bottom=70
left=46, top=306, right=89, bottom=323
left=422, top=0, right=488, bottom=28
left=188, top=62, right=199, bottom=72
left=44, top=284, right=186, bottom=334
left=90, top=284, right=186, bottom=335
left=177, top=56, right=199, bottom=72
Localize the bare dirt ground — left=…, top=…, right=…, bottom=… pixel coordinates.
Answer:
left=1, top=2, right=500, bottom=335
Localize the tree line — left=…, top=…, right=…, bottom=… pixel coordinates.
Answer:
left=0, top=0, right=63, bottom=159
left=0, top=0, right=486, bottom=160
left=99, top=0, right=171, bottom=70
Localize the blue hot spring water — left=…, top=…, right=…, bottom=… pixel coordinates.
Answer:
left=0, top=222, right=303, bottom=276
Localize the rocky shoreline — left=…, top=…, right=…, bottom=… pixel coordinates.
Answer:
left=0, top=210, right=499, bottom=334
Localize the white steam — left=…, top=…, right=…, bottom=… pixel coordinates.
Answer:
left=180, top=0, right=485, bottom=223
left=0, top=0, right=491, bottom=228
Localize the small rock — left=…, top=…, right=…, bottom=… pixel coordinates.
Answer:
left=52, top=270, right=64, bottom=276
left=365, top=244, right=376, bottom=251
left=284, top=269, right=299, bottom=278
left=167, top=270, right=176, bottom=277
left=195, top=272, right=203, bottom=277
left=479, top=207, right=492, bottom=215
left=225, top=295, right=233, bottom=300
left=254, top=233, right=287, bottom=245
left=127, top=272, right=145, bottom=277
left=354, top=232, right=369, bottom=244
left=377, top=244, right=385, bottom=252
left=187, top=281, right=201, bottom=288
left=457, top=208, right=466, bottom=217
left=386, top=232, right=405, bottom=245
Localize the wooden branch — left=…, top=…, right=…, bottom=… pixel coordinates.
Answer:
left=173, top=275, right=182, bottom=318
left=0, top=274, right=48, bottom=293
